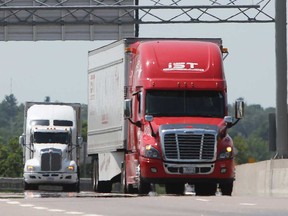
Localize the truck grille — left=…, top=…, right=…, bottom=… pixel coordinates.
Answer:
left=41, top=148, right=62, bottom=171
left=163, top=131, right=216, bottom=161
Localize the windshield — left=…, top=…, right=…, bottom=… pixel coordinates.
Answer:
left=33, top=132, right=70, bottom=144
left=146, top=90, right=225, bottom=117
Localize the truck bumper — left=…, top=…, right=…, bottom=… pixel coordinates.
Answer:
left=139, top=156, right=235, bottom=184
left=24, top=172, right=78, bottom=185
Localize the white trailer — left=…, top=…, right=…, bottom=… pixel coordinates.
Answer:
left=87, top=40, right=128, bottom=192
left=19, top=102, right=82, bottom=192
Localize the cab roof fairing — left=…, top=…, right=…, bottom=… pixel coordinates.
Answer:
left=130, top=40, right=227, bottom=91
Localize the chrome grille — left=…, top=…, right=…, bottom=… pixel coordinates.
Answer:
left=163, top=132, right=216, bottom=161
left=41, top=148, right=62, bottom=171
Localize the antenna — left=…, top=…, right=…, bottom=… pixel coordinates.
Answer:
left=10, top=77, right=13, bottom=95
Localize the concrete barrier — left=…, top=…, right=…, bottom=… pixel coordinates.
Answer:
left=3, top=160, right=288, bottom=196
left=233, top=159, right=288, bottom=197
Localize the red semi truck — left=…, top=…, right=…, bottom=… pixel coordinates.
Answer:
left=87, top=38, right=244, bottom=196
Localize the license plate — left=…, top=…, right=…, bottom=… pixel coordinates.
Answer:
left=183, top=167, right=196, bottom=174
left=47, top=177, right=54, bottom=181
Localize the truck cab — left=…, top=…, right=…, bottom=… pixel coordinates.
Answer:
left=123, top=40, right=244, bottom=195
left=19, top=103, right=82, bottom=192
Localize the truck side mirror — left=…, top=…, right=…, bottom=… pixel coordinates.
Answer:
left=235, top=99, right=245, bottom=119
left=124, top=99, right=132, bottom=119
left=19, top=135, right=25, bottom=146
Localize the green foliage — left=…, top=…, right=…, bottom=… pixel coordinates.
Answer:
left=233, top=136, right=248, bottom=164
left=233, top=135, right=271, bottom=165
left=229, top=103, right=274, bottom=164
left=0, top=137, right=23, bottom=177
left=0, top=94, right=23, bottom=144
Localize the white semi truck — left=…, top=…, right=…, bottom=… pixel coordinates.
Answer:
left=19, top=102, right=82, bottom=192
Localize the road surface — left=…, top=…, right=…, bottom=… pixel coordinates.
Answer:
left=0, top=191, right=288, bottom=216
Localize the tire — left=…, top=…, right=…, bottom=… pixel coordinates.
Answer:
left=24, top=182, right=38, bottom=191
left=219, top=182, right=233, bottom=196
left=138, top=176, right=151, bottom=195
left=63, top=182, right=80, bottom=193
left=92, top=159, right=97, bottom=192
left=120, top=162, right=127, bottom=193
left=75, top=182, right=80, bottom=193
left=194, top=183, right=217, bottom=196
left=165, top=183, right=185, bottom=195
left=97, top=181, right=112, bottom=193
left=92, top=158, right=112, bottom=193
left=127, top=184, right=138, bottom=194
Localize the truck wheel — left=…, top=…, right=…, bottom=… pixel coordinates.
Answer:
left=64, top=182, right=80, bottom=193
left=92, top=159, right=98, bottom=192
left=138, top=176, right=151, bottom=195
left=97, top=181, right=112, bottom=193
left=127, top=184, right=138, bottom=194
left=92, top=158, right=112, bottom=193
left=219, top=182, right=233, bottom=196
left=121, top=161, right=138, bottom=194
left=24, top=182, right=38, bottom=191
left=75, top=182, right=80, bottom=193
left=194, top=183, right=217, bottom=196
left=165, top=183, right=185, bottom=195
left=120, top=161, right=127, bottom=193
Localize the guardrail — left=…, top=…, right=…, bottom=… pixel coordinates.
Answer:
left=0, top=178, right=93, bottom=192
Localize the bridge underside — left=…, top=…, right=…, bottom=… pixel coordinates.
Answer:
left=0, top=0, right=274, bottom=41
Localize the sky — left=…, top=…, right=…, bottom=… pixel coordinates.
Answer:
left=0, top=4, right=277, bottom=108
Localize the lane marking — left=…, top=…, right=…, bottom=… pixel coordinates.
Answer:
left=66, top=211, right=84, bottom=214
left=2, top=199, right=106, bottom=216
left=33, top=206, right=48, bottom=210
left=20, top=204, right=34, bottom=207
left=240, top=203, right=256, bottom=206
left=195, top=198, right=210, bottom=202
left=7, top=201, right=20, bottom=204
left=48, top=209, right=66, bottom=212
left=83, top=215, right=105, bottom=216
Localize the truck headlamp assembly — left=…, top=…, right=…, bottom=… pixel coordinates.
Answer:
left=67, top=165, right=75, bottom=172
left=26, top=165, right=34, bottom=172
left=218, top=146, right=233, bottom=159
left=143, top=145, right=161, bottom=159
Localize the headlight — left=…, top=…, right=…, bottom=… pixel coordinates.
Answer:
left=142, top=145, right=160, bottom=159
left=67, top=165, right=75, bottom=171
left=26, top=165, right=34, bottom=172
left=218, top=146, right=233, bottom=159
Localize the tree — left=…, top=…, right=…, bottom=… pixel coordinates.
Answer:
left=0, top=137, right=23, bottom=177
left=0, top=94, right=22, bottom=143
left=44, top=96, right=50, bottom=102
left=233, top=135, right=248, bottom=165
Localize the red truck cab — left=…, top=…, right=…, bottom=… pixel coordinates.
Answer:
left=124, top=39, right=244, bottom=195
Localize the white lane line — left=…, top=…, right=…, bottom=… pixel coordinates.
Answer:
left=48, top=209, right=66, bottom=212
left=83, top=215, right=105, bottom=216
left=195, top=198, right=210, bottom=202
left=33, top=206, right=48, bottom=210
left=7, top=201, right=20, bottom=205
left=65, top=211, right=84, bottom=215
left=240, top=203, right=256, bottom=206
left=2, top=199, right=106, bottom=216
left=20, top=204, right=35, bottom=207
